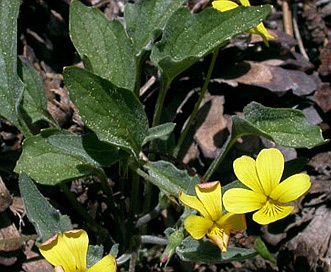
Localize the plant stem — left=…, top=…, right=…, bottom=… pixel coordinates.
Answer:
left=143, top=77, right=171, bottom=215
left=140, top=235, right=167, bottom=245
left=135, top=203, right=162, bottom=228
left=152, top=77, right=171, bottom=128
left=134, top=55, right=143, bottom=98
left=203, top=134, right=239, bottom=181
left=173, top=48, right=219, bottom=158
left=128, top=169, right=140, bottom=231
left=128, top=251, right=137, bottom=272
left=97, top=173, right=123, bottom=246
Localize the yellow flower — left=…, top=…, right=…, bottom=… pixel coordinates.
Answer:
left=223, top=148, right=311, bottom=225
left=212, top=0, right=274, bottom=46
left=179, top=181, right=246, bottom=252
left=39, top=229, right=116, bottom=272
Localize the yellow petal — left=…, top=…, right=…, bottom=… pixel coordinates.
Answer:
left=253, top=201, right=294, bottom=225
left=270, top=173, right=311, bottom=203
left=212, top=0, right=239, bottom=11
left=87, top=255, right=117, bottom=272
left=223, top=188, right=266, bottom=213
left=249, top=23, right=274, bottom=46
left=179, top=190, right=209, bottom=218
left=233, top=155, right=264, bottom=194
left=39, top=233, right=77, bottom=271
left=256, top=148, right=284, bottom=195
left=238, top=0, right=251, bottom=6
left=207, top=225, right=228, bottom=252
left=256, top=23, right=274, bottom=39
left=195, top=181, right=222, bottom=221
left=184, top=215, right=213, bottom=240
left=62, top=229, right=88, bottom=271
left=217, top=212, right=247, bottom=231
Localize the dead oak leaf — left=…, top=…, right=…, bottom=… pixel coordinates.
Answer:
left=216, top=61, right=318, bottom=96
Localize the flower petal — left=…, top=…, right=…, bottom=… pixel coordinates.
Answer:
left=184, top=215, right=213, bottom=240
left=212, top=0, right=239, bottom=11
left=223, top=188, right=266, bottom=213
left=217, top=213, right=247, bottom=231
left=256, top=148, right=284, bottom=195
left=207, top=225, right=228, bottom=252
left=87, top=255, right=117, bottom=272
left=233, top=155, right=264, bottom=193
left=179, top=191, right=209, bottom=218
left=39, top=233, right=77, bottom=271
left=62, top=229, right=88, bottom=271
left=253, top=201, right=294, bottom=225
left=270, top=173, right=311, bottom=203
left=238, top=0, right=251, bottom=6
left=248, top=23, right=274, bottom=46
left=195, top=181, right=222, bottom=221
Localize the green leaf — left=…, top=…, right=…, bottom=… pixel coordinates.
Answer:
left=18, top=173, right=72, bottom=243
left=254, top=236, right=276, bottom=263
left=143, top=122, right=176, bottom=145
left=18, top=58, right=54, bottom=126
left=87, top=245, right=104, bottom=269
left=161, top=228, right=185, bottom=265
left=63, top=67, right=149, bottom=157
left=143, top=160, right=199, bottom=196
left=15, top=129, right=114, bottom=185
left=124, top=0, right=186, bottom=57
left=176, top=237, right=257, bottom=263
left=69, top=0, right=136, bottom=91
left=233, top=102, right=328, bottom=149
left=0, top=0, right=27, bottom=134
left=151, top=5, right=272, bottom=81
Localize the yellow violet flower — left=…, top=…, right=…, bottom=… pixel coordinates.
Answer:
left=179, top=181, right=246, bottom=252
left=223, top=148, right=311, bottom=225
left=39, top=229, right=116, bottom=272
left=212, top=0, right=274, bottom=46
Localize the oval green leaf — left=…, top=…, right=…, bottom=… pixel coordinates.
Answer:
left=0, top=0, right=27, bottom=133
left=176, top=237, right=257, bottom=263
left=143, top=160, right=199, bottom=196
left=143, top=122, right=176, bottom=145
left=15, top=129, right=116, bottom=185
left=235, top=102, right=328, bottom=149
left=63, top=67, right=149, bottom=157
left=69, top=0, right=136, bottom=91
left=19, top=173, right=72, bottom=243
left=124, top=0, right=185, bottom=57
left=151, top=5, right=272, bottom=81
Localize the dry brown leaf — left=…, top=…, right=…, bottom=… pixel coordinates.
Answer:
left=183, top=94, right=228, bottom=163
left=314, top=83, right=331, bottom=113
left=218, top=61, right=318, bottom=96
left=318, top=41, right=331, bottom=77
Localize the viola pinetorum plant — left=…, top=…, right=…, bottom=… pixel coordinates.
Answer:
left=1, top=0, right=327, bottom=270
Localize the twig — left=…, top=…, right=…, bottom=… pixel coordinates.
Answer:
left=282, top=0, right=294, bottom=37
left=292, top=4, right=310, bottom=60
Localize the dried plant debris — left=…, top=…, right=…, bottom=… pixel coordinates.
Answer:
left=216, top=61, right=318, bottom=96
left=318, top=41, right=331, bottom=77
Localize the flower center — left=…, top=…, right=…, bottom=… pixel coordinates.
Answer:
left=261, top=197, right=285, bottom=216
